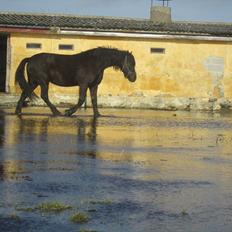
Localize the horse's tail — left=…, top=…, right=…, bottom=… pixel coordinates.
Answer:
left=16, top=57, right=39, bottom=100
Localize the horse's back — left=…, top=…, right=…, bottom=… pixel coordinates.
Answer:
left=26, top=53, right=79, bottom=86
left=29, top=52, right=76, bottom=64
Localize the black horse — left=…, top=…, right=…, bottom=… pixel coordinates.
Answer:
left=15, top=47, right=136, bottom=117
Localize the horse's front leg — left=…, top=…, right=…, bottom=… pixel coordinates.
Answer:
left=40, top=83, right=61, bottom=116
left=65, top=85, right=88, bottom=116
left=89, top=85, right=101, bottom=118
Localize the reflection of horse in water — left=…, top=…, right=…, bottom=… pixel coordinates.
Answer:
left=76, top=118, right=98, bottom=158
left=0, top=110, right=5, bottom=146
left=0, top=109, right=99, bottom=171
left=13, top=116, right=98, bottom=158
left=0, top=111, right=29, bottom=181
left=15, top=47, right=137, bottom=117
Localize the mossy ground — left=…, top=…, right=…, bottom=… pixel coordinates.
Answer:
left=70, top=212, right=89, bottom=224
left=15, top=202, right=72, bottom=213
left=36, top=202, right=72, bottom=213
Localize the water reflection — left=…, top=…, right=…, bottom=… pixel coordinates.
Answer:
left=0, top=161, right=27, bottom=181
left=0, top=163, right=3, bottom=180
left=16, top=116, right=49, bottom=143
left=0, top=110, right=5, bottom=147
left=76, top=117, right=98, bottom=158
left=1, top=109, right=232, bottom=170
left=0, top=111, right=99, bottom=181
left=0, top=109, right=232, bottom=232
left=13, top=115, right=98, bottom=158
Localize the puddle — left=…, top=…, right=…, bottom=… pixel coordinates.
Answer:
left=0, top=107, right=232, bottom=232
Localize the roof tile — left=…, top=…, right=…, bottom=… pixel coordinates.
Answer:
left=0, top=12, right=232, bottom=37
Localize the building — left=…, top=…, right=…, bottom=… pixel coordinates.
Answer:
left=0, top=6, right=232, bottom=110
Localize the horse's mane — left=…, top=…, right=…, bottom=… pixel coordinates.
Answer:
left=96, top=46, right=127, bottom=53
left=78, top=47, right=129, bottom=57
left=76, top=47, right=132, bottom=71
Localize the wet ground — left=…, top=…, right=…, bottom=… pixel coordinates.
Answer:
left=0, top=107, right=232, bottom=232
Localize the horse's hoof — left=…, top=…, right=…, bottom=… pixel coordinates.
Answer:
left=52, top=111, right=61, bottom=116
left=15, top=110, right=22, bottom=115
left=94, top=113, right=101, bottom=118
left=53, top=112, right=61, bottom=116
left=64, top=110, right=73, bottom=117
left=53, top=113, right=61, bottom=117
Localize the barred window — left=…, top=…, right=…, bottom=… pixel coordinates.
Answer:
left=150, top=48, right=165, bottom=54
left=59, top=44, right=74, bottom=50
left=26, top=43, right=41, bottom=49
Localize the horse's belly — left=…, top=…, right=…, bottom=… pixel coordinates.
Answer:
left=51, top=79, right=78, bottom=87
left=49, top=71, right=78, bottom=87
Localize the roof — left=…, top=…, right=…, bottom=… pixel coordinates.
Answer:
left=0, top=12, right=232, bottom=37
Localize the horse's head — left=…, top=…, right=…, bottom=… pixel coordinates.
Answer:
left=121, top=52, right=137, bottom=82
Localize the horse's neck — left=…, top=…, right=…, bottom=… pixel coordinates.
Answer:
left=100, top=51, right=124, bottom=70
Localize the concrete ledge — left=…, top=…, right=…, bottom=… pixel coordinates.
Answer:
left=0, top=93, right=19, bottom=107
left=1, top=93, right=232, bottom=112
left=36, top=94, right=232, bottom=112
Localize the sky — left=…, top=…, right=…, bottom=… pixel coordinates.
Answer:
left=0, top=0, right=231, bottom=23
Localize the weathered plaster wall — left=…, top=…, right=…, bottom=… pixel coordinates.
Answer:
left=9, top=33, right=232, bottom=111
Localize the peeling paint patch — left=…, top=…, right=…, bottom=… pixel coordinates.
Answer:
left=204, top=56, right=224, bottom=74
left=204, top=56, right=224, bottom=98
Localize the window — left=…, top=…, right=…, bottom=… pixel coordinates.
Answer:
left=26, top=43, right=41, bottom=49
left=59, top=44, right=74, bottom=50
left=150, top=48, right=165, bottom=54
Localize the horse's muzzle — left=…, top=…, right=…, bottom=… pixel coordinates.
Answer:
left=129, top=72, right=137, bottom=82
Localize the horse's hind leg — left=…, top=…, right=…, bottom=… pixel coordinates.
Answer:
left=15, top=90, right=29, bottom=115
left=40, top=84, right=61, bottom=116
left=65, top=85, right=88, bottom=116
left=15, top=83, right=38, bottom=115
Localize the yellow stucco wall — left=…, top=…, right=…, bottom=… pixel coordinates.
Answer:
left=8, top=32, right=232, bottom=109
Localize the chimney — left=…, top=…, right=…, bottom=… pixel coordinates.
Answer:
left=150, top=6, right=172, bottom=23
